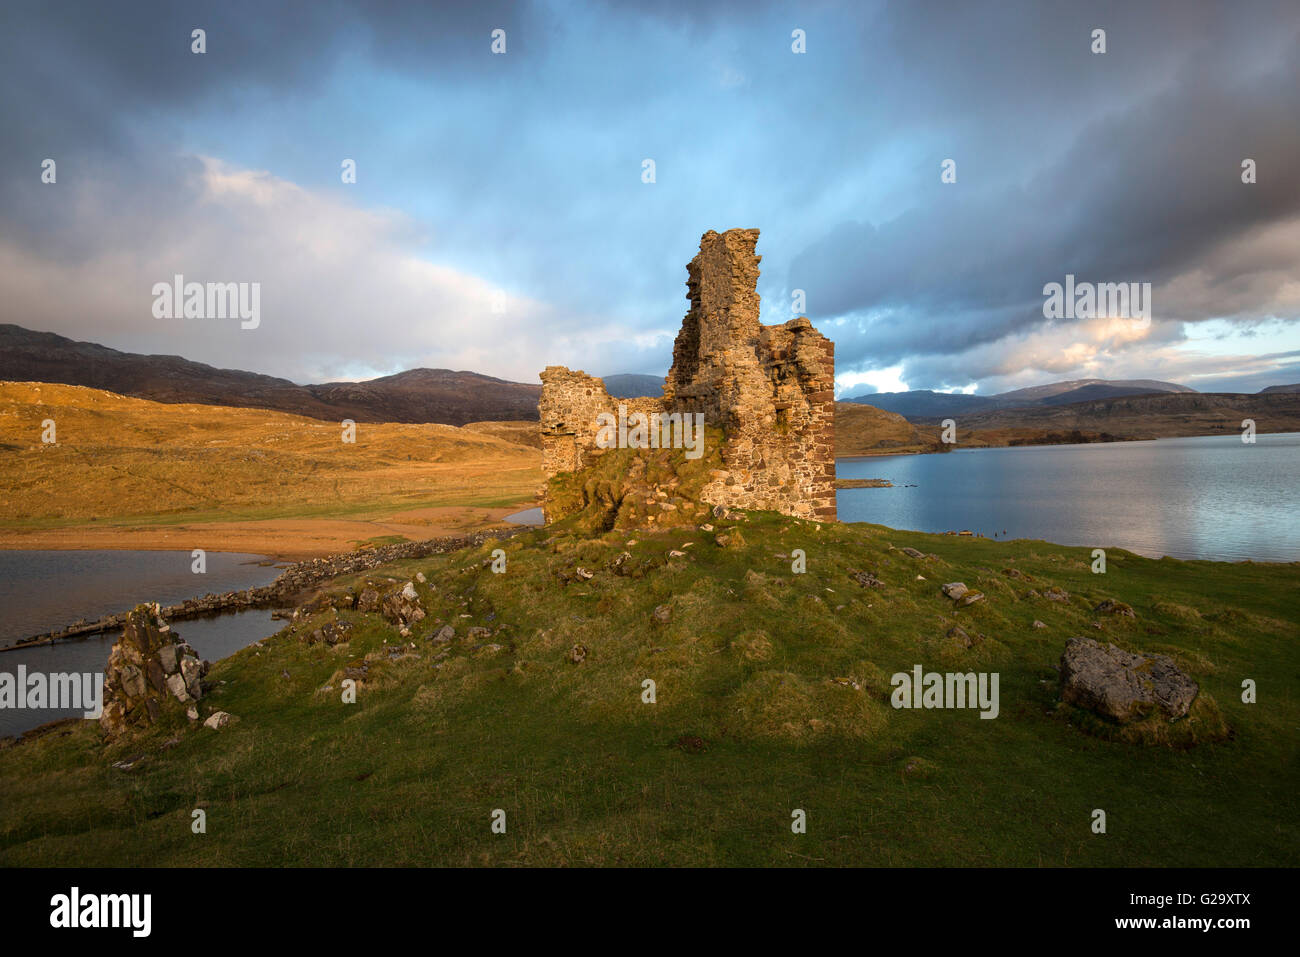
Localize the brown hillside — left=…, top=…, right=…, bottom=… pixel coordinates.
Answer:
left=834, top=402, right=926, bottom=456
left=0, top=382, right=542, bottom=531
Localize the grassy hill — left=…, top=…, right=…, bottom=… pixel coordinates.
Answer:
left=0, top=382, right=542, bottom=553
left=1, top=490, right=1294, bottom=865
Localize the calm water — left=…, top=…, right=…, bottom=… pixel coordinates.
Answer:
left=0, top=550, right=282, bottom=646
left=837, top=432, right=1300, bottom=563
left=504, top=506, right=544, bottom=525
left=0, top=550, right=284, bottom=737
left=0, top=609, right=279, bottom=738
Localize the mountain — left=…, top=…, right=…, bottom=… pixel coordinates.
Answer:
left=843, top=378, right=1193, bottom=421
left=0, top=324, right=541, bottom=425
left=1259, top=383, right=1300, bottom=394
left=1036, top=383, right=1167, bottom=405
left=600, top=373, right=665, bottom=398
left=841, top=389, right=1000, bottom=419
left=303, top=368, right=541, bottom=425
left=993, top=378, right=1194, bottom=404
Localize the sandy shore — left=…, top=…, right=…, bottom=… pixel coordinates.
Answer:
left=0, top=503, right=538, bottom=561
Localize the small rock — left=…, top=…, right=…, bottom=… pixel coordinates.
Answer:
left=165, top=672, right=191, bottom=703
left=1032, top=620, right=1047, bottom=629
left=652, top=604, right=672, bottom=623
left=568, top=644, right=588, bottom=664
left=203, top=711, right=232, bottom=730
left=357, top=587, right=381, bottom=613
left=1094, top=598, right=1136, bottom=618
left=941, top=582, right=969, bottom=600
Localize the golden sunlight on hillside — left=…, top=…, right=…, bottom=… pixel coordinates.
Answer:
left=0, top=382, right=543, bottom=557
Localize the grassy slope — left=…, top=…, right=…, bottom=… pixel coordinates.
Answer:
left=1, top=509, right=1295, bottom=866
left=0, top=382, right=542, bottom=527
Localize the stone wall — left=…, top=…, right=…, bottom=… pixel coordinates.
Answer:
left=539, top=228, right=836, bottom=522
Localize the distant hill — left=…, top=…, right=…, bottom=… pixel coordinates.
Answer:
left=0, top=381, right=542, bottom=534
left=1259, top=383, right=1300, bottom=394
left=601, top=373, right=665, bottom=398
left=842, top=390, right=999, bottom=419
left=993, top=378, right=1194, bottom=403
left=957, top=390, right=1300, bottom=436
left=0, top=324, right=541, bottom=425
left=834, top=402, right=926, bottom=456
left=844, top=378, right=1193, bottom=421
left=1037, top=383, right=1167, bottom=405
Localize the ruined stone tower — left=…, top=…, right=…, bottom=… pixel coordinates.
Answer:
left=539, top=228, right=836, bottom=522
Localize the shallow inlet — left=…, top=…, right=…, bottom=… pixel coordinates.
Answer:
left=0, top=550, right=285, bottom=738
left=504, top=506, right=545, bottom=526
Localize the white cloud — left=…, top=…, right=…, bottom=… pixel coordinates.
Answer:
left=0, top=156, right=614, bottom=384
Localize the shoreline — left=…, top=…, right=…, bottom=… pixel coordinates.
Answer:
left=0, top=502, right=537, bottom=562
left=835, top=425, right=1300, bottom=460
left=1, top=525, right=532, bottom=652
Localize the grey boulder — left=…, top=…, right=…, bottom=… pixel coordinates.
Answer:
left=1059, top=637, right=1197, bottom=723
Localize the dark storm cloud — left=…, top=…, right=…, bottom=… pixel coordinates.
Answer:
left=788, top=1, right=1300, bottom=385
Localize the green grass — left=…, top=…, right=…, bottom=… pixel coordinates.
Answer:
left=1, top=510, right=1295, bottom=867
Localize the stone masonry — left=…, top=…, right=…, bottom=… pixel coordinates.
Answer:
left=539, top=228, right=836, bottom=521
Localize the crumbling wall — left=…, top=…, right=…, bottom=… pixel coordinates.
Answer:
left=538, top=367, right=663, bottom=522
left=539, top=228, right=836, bottom=522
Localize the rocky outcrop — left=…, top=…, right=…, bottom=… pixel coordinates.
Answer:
left=539, top=229, right=835, bottom=523
left=380, top=581, right=426, bottom=634
left=100, top=604, right=208, bottom=737
left=1059, top=637, right=1198, bottom=723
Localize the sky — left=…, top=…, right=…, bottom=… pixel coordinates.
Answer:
left=1, top=0, right=1298, bottom=395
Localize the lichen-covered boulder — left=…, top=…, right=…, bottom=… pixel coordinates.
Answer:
left=1059, top=637, right=1197, bottom=723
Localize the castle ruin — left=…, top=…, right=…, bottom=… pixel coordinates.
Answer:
left=539, top=228, right=836, bottom=522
